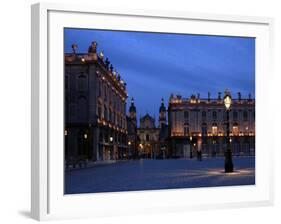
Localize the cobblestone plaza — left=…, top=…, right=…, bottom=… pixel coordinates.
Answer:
left=65, top=157, right=255, bottom=194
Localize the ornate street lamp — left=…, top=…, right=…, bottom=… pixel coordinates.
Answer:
left=109, top=136, right=114, bottom=160
left=128, top=141, right=131, bottom=159
left=64, top=129, right=69, bottom=167
left=189, top=136, right=193, bottom=158
left=224, top=90, right=234, bottom=172
left=109, top=136, right=113, bottom=142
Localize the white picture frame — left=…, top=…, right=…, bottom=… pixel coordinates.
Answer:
left=31, top=2, right=274, bottom=221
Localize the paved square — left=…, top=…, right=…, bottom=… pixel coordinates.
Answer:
left=65, top=157, right=255, bottom=194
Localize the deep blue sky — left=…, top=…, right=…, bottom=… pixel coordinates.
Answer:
left=64, top=28, right=255, bottom=123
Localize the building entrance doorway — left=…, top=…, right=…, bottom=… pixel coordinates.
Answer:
left=183, top=144, right=190, bottom=158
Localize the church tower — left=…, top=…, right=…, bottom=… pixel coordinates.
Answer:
left=159, top=98, right=167, bottom=128
left=129, top=97, right=137, bottom=126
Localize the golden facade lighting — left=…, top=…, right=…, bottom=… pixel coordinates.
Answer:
left=212, top=126, right=218, bottom=135
left=233, top=126, right=239, bottom=136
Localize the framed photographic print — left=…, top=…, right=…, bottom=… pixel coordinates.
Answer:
left=31, top=2, right=274, bottom=221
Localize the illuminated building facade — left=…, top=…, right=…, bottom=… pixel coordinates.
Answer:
left=137, top=114, right=159, bottom=158
left=168, top=92, right=255, bottom=158
left=137, top=99, right=169, bottom=158
left=64, top=41, right=128, bottom=167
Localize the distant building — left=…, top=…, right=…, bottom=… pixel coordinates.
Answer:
left=64, top=41, right=128, bottom=167
left=158, top=98, right=169, bottom=158
left=137, top=113, right=159, bottom=158
left=136, top=99, right=169, bottom=158
left=127, top=98, right=138, bottom=159
left=168, top=92, right=255, bottom=158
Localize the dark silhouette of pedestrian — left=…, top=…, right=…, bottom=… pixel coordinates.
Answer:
left=197, top=150, right=202, bottom=161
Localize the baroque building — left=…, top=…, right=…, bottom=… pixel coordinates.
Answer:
left=136, top=98, right=169, bottom=158
left=64, top=41, right=128, bottom=167
left=137, top=113, right=159, bottom=158
left=168, top=92, right=255, bottom=158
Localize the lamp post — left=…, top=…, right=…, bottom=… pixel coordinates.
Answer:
left=64, top=129, right=68, bottom=167
left=189, top=136, right=193, bottom=158
left=128, top=141, right=131, bottom=159
left=81, top=132, right=88, bottom=167
left=224, top=90, right=234, bottom=172
left=109, top=136, right=113, bottom=160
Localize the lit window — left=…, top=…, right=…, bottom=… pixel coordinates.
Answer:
left=212, top=125, right=218, bottom=135
left=233, top=125, right=239, bottom=136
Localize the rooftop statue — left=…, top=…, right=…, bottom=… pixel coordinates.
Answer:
left=71, top=44, right=78, bottom=55
left=88, top=41, right=97, bottom=54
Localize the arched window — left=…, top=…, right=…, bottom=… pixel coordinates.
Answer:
left=108, top=88, right=112, bottom=103
left=146, top=134, right=150, bottom=141
left=98, top=81, right=102, bottom=97
left=233, top=111, right=238, bottom=120
left=202, top=111, right=207, bottom=117
left=212, top=123, right=218, bottom=135
left=78, top=96, right=87, bottom=121
left=184, top=123, right=189, bottom=136
left=212, top=111, right=217, bottom=120
left=78, top=73, right=87, bottom=91
left=233, top=122, right=239, bottom=136
left=184, top=111, right=189, bottom=120
left=104, top=85, right=107, bottom=101
left=201, top=123, right=207, bottom=136
left=98, top=104, right=102, bottom=119
left=109, top=108, right=112, bottom=123
left=113, top=112, right=116, bottom=124
left=243, top=110, right=248, bottom=121
left=104, top=105, right=108, bottom=121
left=112, top=93, right=115, bottom=106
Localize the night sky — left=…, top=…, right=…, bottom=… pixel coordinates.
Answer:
left=64, top=28, right=255, bottom=124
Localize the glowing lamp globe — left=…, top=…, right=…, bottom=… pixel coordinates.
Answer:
left=224, top=95, right=232, bottom=110
left=109, top=137, right=113, bottom=142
